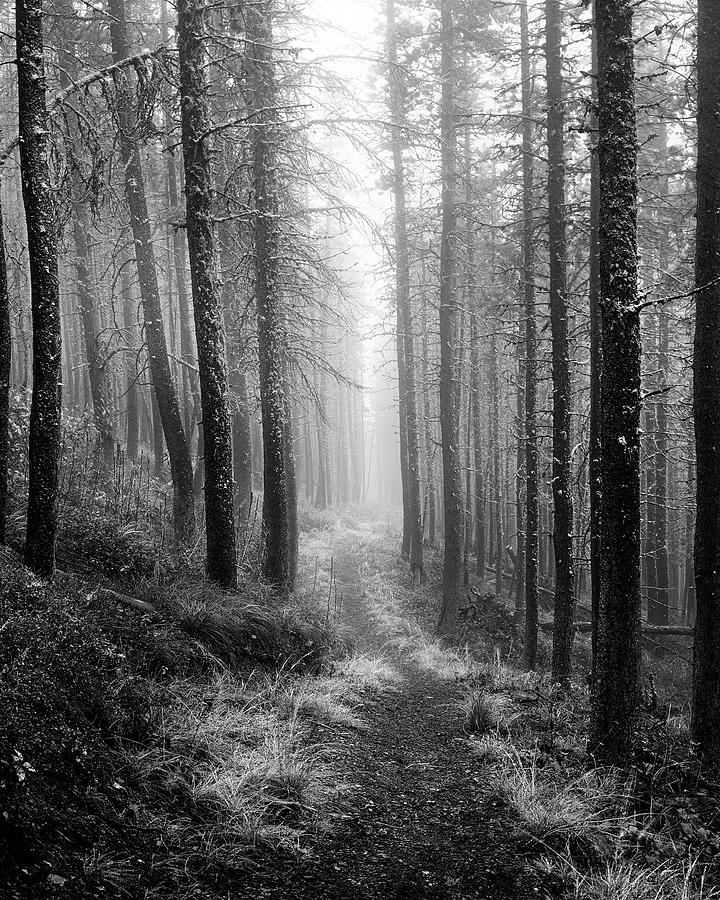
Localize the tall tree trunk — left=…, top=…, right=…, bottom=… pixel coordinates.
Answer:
left=57, top=7, right=114, bottom=468
left=121, top=253, right=140, bottom=459
left=420, top=274, right=437, bottom=547
left=178, top=0, right=237, bottom=587
left=386, top=0, right=423, bottom=582
left=652, top=305, right=669, bottom=626
left=72, top=207, right=114, bottom=466
left=685, top=431, right=696, bottom=626
left=589, top=8, right=602, bottom=680
left=0, top=196, right=10, bottom=543
left=232, top=371, right=253, bottom=510
left=692, top=0, right=720, bottom=764
left=471, top=325, right=485, bottom=577
left=545, top=0, right=575, bottom=683
left=521, top=0, right=538, bottom=669
left=160, top=0, right=199, bottom=445
left=590, top=0, right=641, bottom=762
left=437, top=0, right=462, bottom=633
left=17, top=0, right=62, bottom=577
left=247, top=0, right=295, bottom=592
left=491, top=336, right=503, bottom=600
left=108, top=0, right=195, bottom=540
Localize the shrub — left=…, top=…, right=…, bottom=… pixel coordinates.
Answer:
left=0, top=566, right=153, bottom=872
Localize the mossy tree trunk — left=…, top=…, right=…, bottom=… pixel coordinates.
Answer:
left=247, top=0, right=296, bottom=593
left=0, top=196, right=10, bottom=544
left=177, top=0, right=237, bottom=588
left=692, top=0, right=720, bottom=766
left=590, top=0, right=641, bottom=762
left=545, top=0, right=575, bottom=683
left=17, top=0, right=62, bottom=577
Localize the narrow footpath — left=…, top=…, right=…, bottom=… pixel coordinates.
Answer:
left=245, top=532, right=555, bottom=900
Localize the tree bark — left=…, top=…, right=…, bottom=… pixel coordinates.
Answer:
left=178, top=0, right=237, bottom=587
left=437, top=0, right=462, bottom=633
left=0, top=196, right=10, bottom=543
left=521, top=0, right=538, bottom=670
left=17, top=0, right=62, bottom=577
left=57, top=6, right=114, bottom=468
left=545, top=0, right=575, bottom=683
left=692, top=0, right=720, bottom=765
left=108, top=0, right=195, bottom=540
left=589, top=8, right=602, bottom=681
left=590, top=0, right=641, bottom=762
left=386, top=0, right=423, bottom=582
left=247, top=0, right=296, bottom=593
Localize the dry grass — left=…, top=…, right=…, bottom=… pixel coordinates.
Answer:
left=124, top=672, right=335, bottom=849
left=544, top=857, right=720, bottom=900
left=462, top=689, right=516, bottom=735
left=492, top=746, right=626, bottom=843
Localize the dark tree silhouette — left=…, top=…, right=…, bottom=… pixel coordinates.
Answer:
left=521, top=0, right=538, bottom=671
left=437, top=0, right=462, bottom=633
left=545, top=0, right=575, bottom=683
left=590, top=0, right=642, bottom=762
left=692, top=0, right=720, bottom=765
left=178, top=0, right=237, bottom=587
left=17, top=0, right=62, bottom=577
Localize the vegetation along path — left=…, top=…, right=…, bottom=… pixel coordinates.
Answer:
left=246, top=523, right=551, bottom=899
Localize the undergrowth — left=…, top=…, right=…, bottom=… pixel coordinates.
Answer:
left=0, top=483, right=392, bottom=898
left=356, top=522, right=720, bottom=900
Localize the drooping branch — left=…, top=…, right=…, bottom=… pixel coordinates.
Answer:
left=0, top=47, right=164, bottom=167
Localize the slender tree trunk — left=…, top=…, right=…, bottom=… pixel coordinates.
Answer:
left=545, top=0, right=575, bottom=683
left=692, top=0, right=720, bottom=765
left=472, top=325, right=485, bottom=577
left=57, top=8, right=114, bottom=468
left=491, top=336, right=503, bottom=600
left=437, top=0, right=462, bottom=633
left=120, top=254, right=140, bottom=459
left=247, top=1, right=295, bottom=592
left=73, top=208, right=114, bottom=466
left=0, top=197, right=10, bottom=543
left=17, top=0, right=62, bottom=577
left=160, top=0, right=199, bottom=445
left=386, top=0, right=423, bottom=582
left=590, top=0, right=641, bottom=762
left=521, top=0, right=538, bottom=669
left=420, top=275, right=436, bottom=546
left=515, top=317, right=525, bottom=620
left=589, top=9, right=602, bottom=680
left=652, top=305, right=669, bottom=626
left=178, top=0, right=237, bottom=587
left=233, top=371, right=253, bottom=510
left=109, top=0, right=195, bottom=540
left=685, top=433, right=696, bottom=626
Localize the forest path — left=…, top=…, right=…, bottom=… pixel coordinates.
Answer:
left=247, top=523, right=552, bottom=900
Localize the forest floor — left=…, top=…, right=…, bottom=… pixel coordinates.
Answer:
left=2, top=507, right=718, bottom=900
left=242, top=519, right=552, bottom=899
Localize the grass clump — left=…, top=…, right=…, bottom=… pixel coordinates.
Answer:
left=140, top=578, right=336, bottom=672
left=125, top=672, right=337, bottom=849
left=462, top=689, right=515, bottom=735
left=554, top=857, right=720, bottom=900
left=493, top=746, right=620, bottom=845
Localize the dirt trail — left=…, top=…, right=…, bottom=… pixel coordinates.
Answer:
left=247, top=531, right=552, bottom=900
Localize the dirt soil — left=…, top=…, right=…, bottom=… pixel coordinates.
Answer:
left=236, top=535, right=559, bottom=900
